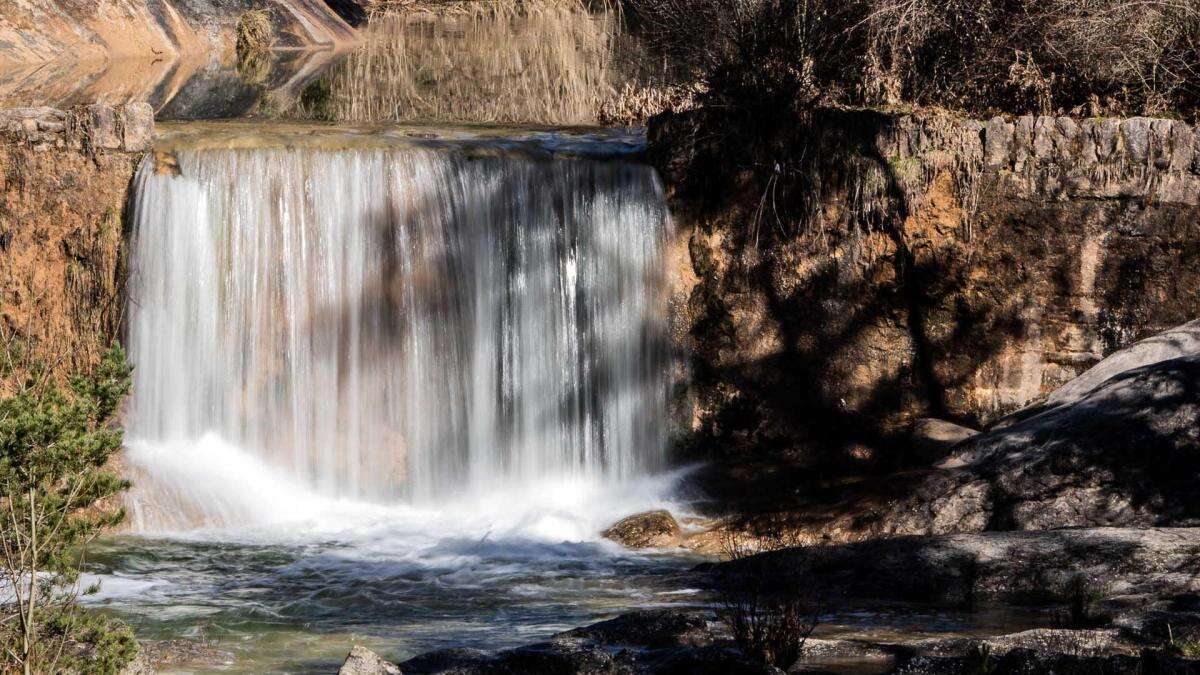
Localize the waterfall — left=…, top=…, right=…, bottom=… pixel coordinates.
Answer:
left=125, top=146, right=670, bottom=530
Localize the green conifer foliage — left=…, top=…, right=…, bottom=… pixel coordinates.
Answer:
left=0, top=344, right=137, bottom=674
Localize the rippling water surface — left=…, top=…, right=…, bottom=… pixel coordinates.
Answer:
left=87, top=446, right=706, bottom=671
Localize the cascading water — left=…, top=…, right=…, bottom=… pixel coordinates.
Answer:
left=124, top=144, right=672, bottom=532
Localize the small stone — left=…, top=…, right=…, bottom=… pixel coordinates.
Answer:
left=338, top=645, right=401, bottom=675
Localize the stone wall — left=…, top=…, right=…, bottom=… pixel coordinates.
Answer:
left=1, top=104, right=155, bottom=152
left=654, top=108, right=1200, bottom=465
left=0, top=104, right=153, bottom=391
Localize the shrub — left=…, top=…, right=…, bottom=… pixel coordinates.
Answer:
left=716, top=530, right=820, bottom=670
left=236, top=10, right=275, bottom=56
left=1167, top=625, right=1200, bottom=659
left=0, top=343, right=137, bottom=674
left=628, top=0, right=1200, bottom=121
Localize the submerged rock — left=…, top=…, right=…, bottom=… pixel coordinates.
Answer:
left=602, top=510, right=682, bottom=549
left=339, top=645, right=401, bottom=675
left=135, top=639, right=235, bottom=669
left=493, top=639, right=618, bottom=674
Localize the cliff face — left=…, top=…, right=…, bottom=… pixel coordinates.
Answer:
left=0, top=104, right=153, bottom=391
left=654, top=108, right=1200, bottom=464
left=0, top=0, right=356, bottom=66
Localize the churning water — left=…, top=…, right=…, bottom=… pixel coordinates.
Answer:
left=83, top=135, right=702, bottom=671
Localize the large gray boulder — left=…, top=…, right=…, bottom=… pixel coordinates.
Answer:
left=1046, top=319, right=1200, bottom=408
left=885, top=319, right=1200, bottom=534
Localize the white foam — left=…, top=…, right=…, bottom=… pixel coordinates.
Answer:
left=124, top=432, right=690, bottom=551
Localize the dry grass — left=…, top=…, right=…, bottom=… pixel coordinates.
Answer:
left=596, top=81, right=702, bottom=125
left=365, top=0, right=604, bottom=18
left=236, top=10, right=275, bottom=56
left=290, top=9, right=631, bottom=125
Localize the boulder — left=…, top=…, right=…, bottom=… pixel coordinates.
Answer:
left=492, top=639, right=618, bottom=674
left=891, top=354, right=1200, bottom=534
left=135, top=639, right=235, bottom=669
left=339, top=645, right=401, bottom=675
left=1045, top=319, right=1200, bottom=408
left=118, top=652, right=155, bottom=675
left=602, top=510, right=682, bottom=549
left=907, top=418, right=978, bottom=462
left=636, top=645, right=783, bottom=674
left=555, top=609, right=714, bottom=648
left=894, top=648, right=1184, bottom=674
left=402, top=626, right=778, bottom=675
left=400, top=647, right=493, bottom=674
left=401, top=638, right=615, bottom=674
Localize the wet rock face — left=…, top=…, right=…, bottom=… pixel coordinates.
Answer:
left=654, top=107, right=1200, bottom=463
left=602, top=510, right=682, bottom=549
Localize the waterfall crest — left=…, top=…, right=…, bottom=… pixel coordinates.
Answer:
left=126, top=146, right=670, bottom=530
